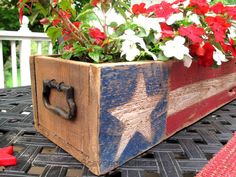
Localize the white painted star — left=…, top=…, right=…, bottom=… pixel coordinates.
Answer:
left=108, top=73, right=163, bottom=160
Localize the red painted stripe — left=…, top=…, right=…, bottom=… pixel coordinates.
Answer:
left=166, top=89, right=236, bottom=137
left=170, top=60, right=236, bottom=91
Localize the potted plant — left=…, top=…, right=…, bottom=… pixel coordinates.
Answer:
left=19, top=0, right=236, bottom=175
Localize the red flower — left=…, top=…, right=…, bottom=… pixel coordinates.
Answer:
left=73, top=22, right=81, bottom=28
left=64, top=45, right=73, bottom=51
left=179, top=25, right=205, bottom=43
left=52, top=19, right=61, bottom=26
left=210, top=2, right=225, bottom=14
left=148, top=2, right=178, bottom=20
left=188, top=0, right=209, bottom=15
left=205, top=16, right=231, bottom=42
left=225, top=6, right=236, bottom=20
left=52, top=0, right=57, bottom=6
left=190, top=42, right=215, bottom=67
left=91, top=0, right=100, bottom=6
left=62, top=29, right=70, bottom=35
left=62, top=28, right=71, bottom=41
left=59, top=10, right=71, bottom=19
left=160, top=23, right=174, bottom=38
left=132, top=3, right=147, bottom=15
left=89, top=28, right=106, bottom=45
left=220, top=40, right=236, bottom=58
left=229, top=39, right=236, bottom=57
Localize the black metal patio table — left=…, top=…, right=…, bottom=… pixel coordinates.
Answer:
left=0, top=86, right=235, bottom=177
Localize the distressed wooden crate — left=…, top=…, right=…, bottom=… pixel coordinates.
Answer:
left=30, top=56, right=236, bottom=175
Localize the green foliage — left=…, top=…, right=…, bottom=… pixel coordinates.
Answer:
left=47, top=27, right=62, bottom=44
left=211, top=0, right=235, bottom=5
left=0, top=0, right=20, bottom=31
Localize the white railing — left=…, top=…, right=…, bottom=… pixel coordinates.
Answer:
left=0, top=16, right=53, bottom=89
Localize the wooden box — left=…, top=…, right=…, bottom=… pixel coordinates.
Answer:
left=30, top=56, right=236, bottom=175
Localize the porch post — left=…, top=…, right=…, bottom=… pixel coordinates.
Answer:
left=19, top=16, right=31, bottom=86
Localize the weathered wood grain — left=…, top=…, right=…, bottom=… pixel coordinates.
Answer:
left=99, top=63, right=169, bottom=173
left=166, top=90, right=236, bottom=136
left=168, top=72, right=236, bottom=116
left=170, top=60, right=236, bottom=91
left=30, top=56, right=39, bottom=127
left=30, top=56, right=236, bottom=175
left=31, top=56, right=101, bottom=174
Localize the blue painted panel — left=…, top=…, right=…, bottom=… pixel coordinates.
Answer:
left=99, top=63, right=169, bottom=173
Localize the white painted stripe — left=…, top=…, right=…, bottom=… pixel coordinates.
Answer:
left=168, top=72, right=236, bottom=116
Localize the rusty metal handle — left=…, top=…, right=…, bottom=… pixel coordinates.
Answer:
left=42, top=79, right=76, bottom=120
left=229, top=86, right=236, bottom=93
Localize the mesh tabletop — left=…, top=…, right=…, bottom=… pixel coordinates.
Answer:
left=0, top=86, right=235, bottom=177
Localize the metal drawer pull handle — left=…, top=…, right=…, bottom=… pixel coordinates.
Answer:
left=42, top=79, right=76, bottom=120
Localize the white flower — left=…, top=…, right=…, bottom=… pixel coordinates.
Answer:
left=228, top=25, right=236, bottom=39
left=166, top=12, right=184, bottom=25
left=213, top=47, right=228, bottom=65
left=183, top=0, right=190, bottom=8
left=154, top=33, right=162, bottom=41
left=133, top=15, right=163, bottom=38
left=121, top=40, right=140, bottom=61
left=160, top=36, right=189, bottom=60
left=106, top=8, right=126, bottom=26
left=205, top=13, right=217, bottom=17
left=188, top=13, right=201, bottom=25
left=120, top=30, right=157, bottom=61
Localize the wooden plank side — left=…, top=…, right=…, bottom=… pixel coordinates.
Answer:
left=170, top=60, right=236, bottom=91
left=33, top=56, right=100, bottom=174
left=29, top=56, right=39, bottom=128
left=98, top=63, right=170, bottom=174
left=168, top=72, right=236, bottom=116
left=167, top=60, right=236, bottom=136
left=166, top=89, right=236, bottom=136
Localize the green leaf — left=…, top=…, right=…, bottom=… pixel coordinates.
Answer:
left=157, top=53, right=169, bottom=61
left=138, top=26, right=148, bottom=37
left=59, top=0, right=76, bottom=17
left=35, top=2, right=48, bottom=17
left=114, top=4, right=127, bottom=20
left=62, top=51, right=73, bottom=59
left=29, top=11, right=40, bottom=25
left=144, top=31, right=155, bottom=44
left=103, top=55, right=113, bottom=61
left=81, top=3, right=93, bottom=12
left=212, top=41, right=224, bottom=52
left=110, top=22, right=118, bottom=28
left=88, top=51, right=100, bottom=63
left=75, top=9, right=96, bottom=22
left=46, top=26, right=62, bottom=44
left=118, top=1, right=130, bottom=11
left=115, top=24, right=126, bottom=36
left=73, top=43, right=87, bottom=53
